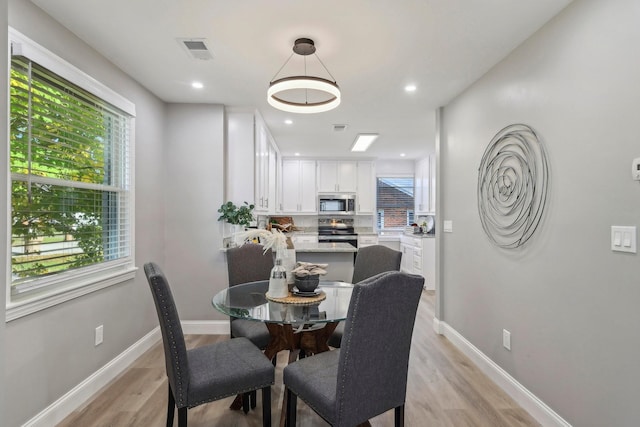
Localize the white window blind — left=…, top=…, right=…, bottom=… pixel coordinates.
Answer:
left=9, top=52, right=132, bottom=297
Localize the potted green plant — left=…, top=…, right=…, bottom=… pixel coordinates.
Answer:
left=218, top=201, right=255, bottom=246
left=217, top=201, right=255, bottom=226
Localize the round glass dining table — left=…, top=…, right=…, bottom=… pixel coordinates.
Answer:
left=212, top=280, right=354, bottom=327
left=213, top=280, right=367, bottom=427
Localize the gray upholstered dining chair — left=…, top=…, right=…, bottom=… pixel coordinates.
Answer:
left=226, top=244, right=273, bottom=350
left=328, top=244, right=402, bottom=348
left=144, top=262, right=275, bottom=427
left=283, top=271, right=424, bottom=427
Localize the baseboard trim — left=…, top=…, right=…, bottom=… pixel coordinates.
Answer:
left=182, top=320, right=229, bottom=335
left=440, top=321, right=571, bottom=427
left=432, top=316, right=443, bottom=335
left=23, top=327, right=161, bottom=427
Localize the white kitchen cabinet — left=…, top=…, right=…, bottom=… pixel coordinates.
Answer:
left=317, top=161, right=357, bottom=193
left=400, top=238, right=415, bottom=274
left=254, top=116, right=277, bottom=213
left=356, top=161, right=375, bottom=214
left=226, top=110, right=279, bottom=214
left=280, top=159, right=317, bottom=213
left=357, top=234, right=378, bottom=248
left=400, top=234, right=435, bottom=290
left=290, top=233, right=318, bottom=245
left=414, top=156, right=431, bottom=214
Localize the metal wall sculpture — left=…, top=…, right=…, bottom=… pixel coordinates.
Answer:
left=477, top=124, right=549, bottom=249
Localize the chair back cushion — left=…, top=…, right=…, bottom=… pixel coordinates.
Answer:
left=144, top=262, right=190, bottom=408
left=226, top=244, right=274, bottom=286
left=351, top=245, right=402, bottom=284
left=336, top=271, right=424, bottom=426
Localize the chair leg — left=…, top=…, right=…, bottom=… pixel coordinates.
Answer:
left=166, top=383, right=175, bottom=427
left=177, top=407, right=187, bottom=427
left=394, top=405, right=404, bottom=427
left=242, top=393, right=250, bottom=414
left=262, top=386, right=271, bottom=427
left=286, top=388, right=297, bottom=427
left=251, top=389, right=257, bottom=409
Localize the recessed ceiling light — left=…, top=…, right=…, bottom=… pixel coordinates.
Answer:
left=351, top=134, right=379, bottom=152
left=294, top=152, right=301, bottom=156
left=285, top=119, right=293, bottom=125
left=404, top=84, right=417, bottom=92
left=400, top=153, right=406, bottom=157
left=191, top=81, right=204, bottom=89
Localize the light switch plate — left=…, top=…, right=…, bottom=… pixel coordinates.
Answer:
left=611, top=226, right=636, bottom=253
left=443, top=220, right=453, bottom=233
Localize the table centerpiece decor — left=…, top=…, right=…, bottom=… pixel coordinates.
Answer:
left=237, top=228, right=292, bottom=298
left=291, top=262, right=328, bottom=292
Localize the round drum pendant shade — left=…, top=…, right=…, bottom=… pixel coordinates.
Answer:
left=267, top=76, right=341, bottom=114
left=268, top=38, right=341, bottom=114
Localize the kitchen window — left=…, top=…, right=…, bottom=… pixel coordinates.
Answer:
left=7, top=29, right=136, bottom=319
left=376, top=177, right=414, bottom=230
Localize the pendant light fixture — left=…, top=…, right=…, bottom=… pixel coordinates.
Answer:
left=268, top=38, right=341, bottom=114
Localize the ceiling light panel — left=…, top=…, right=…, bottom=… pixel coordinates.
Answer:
left=351, top=134, right=379, bottom=152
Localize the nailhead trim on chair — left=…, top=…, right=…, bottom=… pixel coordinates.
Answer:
left=150, top=268, right=187, bottom=408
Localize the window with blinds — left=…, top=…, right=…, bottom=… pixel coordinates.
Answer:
left=376, top=177, right=415, bottom=230
left=9, top=54, right=132, bottom=297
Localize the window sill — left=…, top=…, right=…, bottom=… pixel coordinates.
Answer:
left=6, top=266, right=137, bottom=322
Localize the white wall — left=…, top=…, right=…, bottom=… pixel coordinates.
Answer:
left=375, top=159, right=414, bottom=176
left=440, top=1, right=640, bottom=425
left=5, top=1, right=167, bottom=425
left=164, top=104, right=228, bottom=321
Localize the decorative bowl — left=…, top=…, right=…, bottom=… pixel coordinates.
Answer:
left=294, top=274, right=320, bottom=292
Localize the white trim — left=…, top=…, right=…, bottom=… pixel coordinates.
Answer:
left=432, top=316, right=443, bottom=335
left=7, top=267, right=137, bottom=322
left=182, top=320, right=229, bottom=335
left=9, top=27, right=135, bottom=116
left=440, top=321, right=572, bottom=427
left=22, top=327, right=161, bottom=427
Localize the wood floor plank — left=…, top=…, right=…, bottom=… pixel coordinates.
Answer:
left=57, top=291, right=540, bottom=427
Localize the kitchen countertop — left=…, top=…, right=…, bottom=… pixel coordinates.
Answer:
left=294, top=242, right=358, bottom=253
left=403, top=232, right=436, bottom=239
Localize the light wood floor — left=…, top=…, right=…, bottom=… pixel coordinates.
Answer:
left=57, top=291, right=540, bottom=427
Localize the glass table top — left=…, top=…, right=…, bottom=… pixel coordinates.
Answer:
left=212, top=280, right=354, bottom=325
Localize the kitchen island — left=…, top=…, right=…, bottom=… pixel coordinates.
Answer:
left=294, top=242, right=357, bottom=282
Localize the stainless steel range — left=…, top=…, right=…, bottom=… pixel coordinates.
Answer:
left=317, top=218, right=358, bottom=248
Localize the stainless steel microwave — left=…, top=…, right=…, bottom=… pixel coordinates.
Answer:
left=318, top=195, right=356, bottom=215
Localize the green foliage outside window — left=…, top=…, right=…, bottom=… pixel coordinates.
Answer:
left=10, top=56, right=127, bottom=287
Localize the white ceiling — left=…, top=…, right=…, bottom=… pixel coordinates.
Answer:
left=30, top=0, right=571, bottom=160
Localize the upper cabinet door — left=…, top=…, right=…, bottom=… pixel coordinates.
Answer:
left=317, top=161, right=338, bottom=192
left=414, top=157, right=430, bottom=214
left=337, top=161, right=357, bottom=192
left=299, top=160, right=317, bottom=212
left=280, top=159, right=317, bottom=213
left=317, top=160, right=357, bottom=192
left=281, top=159, right=300, bottom=212
left=356, top=161, right=375, bottom=214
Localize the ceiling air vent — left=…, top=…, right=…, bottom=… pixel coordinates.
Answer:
left=177, top=38, right=213, bottom=60
left=333, top=124, right=348, bottom=132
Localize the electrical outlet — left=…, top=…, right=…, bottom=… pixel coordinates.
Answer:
left=502, top=329, right=511, bottom=351
left=95, top=325, right=104, bottom=346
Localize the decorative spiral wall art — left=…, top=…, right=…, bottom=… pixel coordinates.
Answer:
left=477, top=124, right=549, bottom=249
